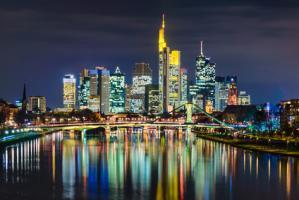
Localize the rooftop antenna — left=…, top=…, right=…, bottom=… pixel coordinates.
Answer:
left=200, top=40, right=204, bottom=56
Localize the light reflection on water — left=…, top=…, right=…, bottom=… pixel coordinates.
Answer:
left=0, top=130, right=299, bottom=200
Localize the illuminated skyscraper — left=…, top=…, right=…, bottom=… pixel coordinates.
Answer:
left=169, top=50, right=181, bottom=108
left=158, top=14, right=181, bottom=113
left=131, top=63, right=152, bottom=113
left=180, top=68, right=188, bottom=104
left=195, top=41, right=216, bottom=113
left=29, top=96, right=46, bottom=113
left=125, top=84, right=132, bottom=112
left=88, top=96, right=100, bottom=112
left=63, top=74, right=76, bottom=110
left=109, top=67, right=125, bottom=113
left=189, top=84, right=204, bottom=110
left=228, top=79, right=238, bottom=105
left=145, top=84, right=159, bottom=115
left=78, top=69, right=90, bottom=109
left=95, top=67, right=110, bottom=114
left=215, top=76, right=237, bottom=111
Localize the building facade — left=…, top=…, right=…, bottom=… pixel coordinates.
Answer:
left=228, top=79, right=238, bottom=106
left=158, top=15, right=182, bottom=113
left=125, top=84, right=132, bottom=112
left=95, top=67, right=110, bottom=114
left=131, top=63, right=152, bottom=113
left=145, top=84, right=160, bottom=115
left=215, top=76, right=238, bottom=111
left=29, top=96, right=47, bottom=113
left=78, top=69, right=90, bottom=109
left=63, top=74, right=76, bottom=110
left=180, top=68, right=188, bottom=104
left=280, top=99, right=299, bottom=134
left=109, top=67, right=125, bottom=113
left=238, top=91, right=251, bottom=105
left=194, top=41, right=216, bottom=113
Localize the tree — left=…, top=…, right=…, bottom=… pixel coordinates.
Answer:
left=0, top=110, right=7, bottom=124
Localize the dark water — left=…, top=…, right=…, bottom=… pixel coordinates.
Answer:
left=1, top=131, right=299, bottom=200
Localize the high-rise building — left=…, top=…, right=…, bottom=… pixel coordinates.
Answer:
left=189, top=84, right=204, bottom=111
left=228, top=79, right=238, bottom=106
left=78, top=67, right=110, bottom=113
left=215, top=77, right=227, bottom=111
left=88, top=69, right=99, bottom=96
left=180, top=68, right=188, bottom=104
left=109, top=67, right=125, bottom=113
left=158, top=14, right=181, bottom=113
left=125, top=84, right=132, bottom=112
left=280, top=99, right=299, bottom=133
left=215, top=76, right=230, bottom=111
left=63, top=74, right=76, bottom=110
left=215, top=76, right=238, bottom=111
left=238, top=91, right=251, bottom=105
left=78, top=69, right=90, bottom=109
left=29, top=96, right=46, bottom=113
left=131, top=63, right=152, bottom=113
left=96, top=67, right=110, bottom=114
left=88, top=96, right=100, bottom=112
left=169, top=50, right=181, bottom=109
left=195, top=41, right=216, bottom=113
left=145, top=84, right=160, bottom=115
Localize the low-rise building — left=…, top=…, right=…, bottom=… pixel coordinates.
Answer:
left=29, top=96, right=47, bottom=113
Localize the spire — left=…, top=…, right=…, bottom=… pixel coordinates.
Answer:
left=22, top=83, right=26, bottom=101
left=200, top=40, right=204, bottom=56
left=21, top=83, right=27, bottom=112
left=162, top=14, right=165, bottom=29
left=159, top=14, right=167, bottom=51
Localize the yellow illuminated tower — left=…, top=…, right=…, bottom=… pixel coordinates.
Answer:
left=158, top=14, right=170, bottom=113
left=158, top=14, right=181, bottom=113
left=159, top=14, right=167, bottom=52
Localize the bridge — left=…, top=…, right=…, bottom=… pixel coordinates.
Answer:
left=33, top=103, right=244, bottom=137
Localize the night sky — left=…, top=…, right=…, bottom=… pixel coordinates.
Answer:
left=0, top=0, right=299, bottom=108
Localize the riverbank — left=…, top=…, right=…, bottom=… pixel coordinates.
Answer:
left=195, top=132, right=299, bottom=157
left=0, top=129, right=57, bottom=147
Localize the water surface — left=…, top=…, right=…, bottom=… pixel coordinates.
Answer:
left=0, top=130, right=299, bottom=199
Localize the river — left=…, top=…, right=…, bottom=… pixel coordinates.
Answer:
left=0, top=130, right=299, bottom=199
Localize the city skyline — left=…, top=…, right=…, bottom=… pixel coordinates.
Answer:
left=1, top=1, right=299, bottom=107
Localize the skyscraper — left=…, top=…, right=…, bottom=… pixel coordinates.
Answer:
left=195, top=41, right=216, bottom=113
left=180, top=68, right=188, bottom=104
left=145, top=84, right=159, bottom=115
left=125, top=84, right=132, bottom=112
left=109, top=67, right=125, bottom=113
left=96, top=67, right=110, bottom=114
left=158, top=14, right=181, bottom=113
left=78, top=69, right=90, bottom=109
left=63, top=74, right=76, bottom=110
left=215, top=76, right=238, bottom=111
left=169, top=50, right=181, bottom=108
left=131, top=63, right=152, bottom=113
left=228, top=79, right=238, bottom=105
